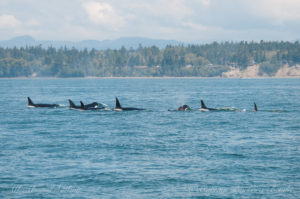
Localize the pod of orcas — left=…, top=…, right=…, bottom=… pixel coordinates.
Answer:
left=27, top=97, right=258, bottom=112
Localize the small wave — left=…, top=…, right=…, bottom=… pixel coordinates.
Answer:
left=217, top=107, right=239, bottom=111
left=263, top=110, right=289, bottom=113
left=100, top=103, right=108, bottom=107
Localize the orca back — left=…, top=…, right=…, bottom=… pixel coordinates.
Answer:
left=254, top=102, right=258, bottom=111
left=178, top=104, right=191, bottom=111
left=115, top=97, right=122, bottom=109
left=201, top=100, right=208, bottom=109
left=69, top=99, right=76, bottom=108
left=183, top=105, right=191, bottom=110
left=85, top=102, right=98, bottom=109
left=27, top=97, right=34, bottom=106
left=80, top=101, right=85, bottom=109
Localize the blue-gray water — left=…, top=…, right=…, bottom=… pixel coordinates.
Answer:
left=0, top=78, right=299, bottom=198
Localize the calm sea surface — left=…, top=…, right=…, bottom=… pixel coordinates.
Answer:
left=0, top=78, right=299, bottom=198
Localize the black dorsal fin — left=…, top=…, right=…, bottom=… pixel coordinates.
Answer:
left=80, top=101, right=85, bottom=109
left=68, top=99, right=75, bottom=108
left=201, top=100, right=207, bottom=109
left=254, top=102, right=258, bottom=111
left=115, top=97, right=122, bottom=109
left=28, top=97, right=34, bottom=106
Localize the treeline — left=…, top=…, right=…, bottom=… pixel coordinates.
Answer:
left=0, top=41, right=299, bottom=77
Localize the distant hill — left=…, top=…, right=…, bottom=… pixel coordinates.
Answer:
left=1, top=40, right=299, bottom=78
left=0, top=36, right=184, bottom=50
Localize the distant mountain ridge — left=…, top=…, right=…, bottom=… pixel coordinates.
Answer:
left=0, top=36, right=184, bottom=50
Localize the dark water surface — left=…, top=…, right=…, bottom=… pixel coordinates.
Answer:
left=0, top=78, right=299, bottom=198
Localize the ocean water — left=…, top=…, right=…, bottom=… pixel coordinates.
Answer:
left=0, top=78, right=299, bottom=198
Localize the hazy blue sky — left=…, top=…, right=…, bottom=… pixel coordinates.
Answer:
left=0, top=0, right=299, bottom=42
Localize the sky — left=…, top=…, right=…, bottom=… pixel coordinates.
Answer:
left=0, top=0, right=300, bottom=43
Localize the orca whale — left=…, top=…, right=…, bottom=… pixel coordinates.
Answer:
left=200, top=100, right=217, bottom=111
left=254, top=102, right=258, bottom=111
left=68, top=99, right=81, bottom=109
left=177, top=104, right=191, bottom=111
left=114, top=97, right=145, bottom=111
left=69, top=99, right=106, bottom=110
left=79, top=101, right=105, bottom=110
left=27, top=97, right=59, bottom=108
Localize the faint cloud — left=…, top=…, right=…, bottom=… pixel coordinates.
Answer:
left=249, top=0, right=300, bottom=24
left=25, top=19, right=40, bottom=27
left=82, top=1, right=125, bottom=30
left=200, top=0, right=211, bottom=6
left=0, top=0, right=299, bottom=42
left=163, top=0, right=193, bottom=19
left=0, top=14, right=21, bottom=28
left=184, top=22, right=208, bottom=31
left=150, top=0, right=193, bottom=20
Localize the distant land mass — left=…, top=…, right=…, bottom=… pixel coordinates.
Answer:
left=0, top=36, right=184, bottom=50
left=0, top=39, right=299, bottom=78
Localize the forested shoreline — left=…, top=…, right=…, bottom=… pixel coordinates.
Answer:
left=0, top=41, right=299, bottom=77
